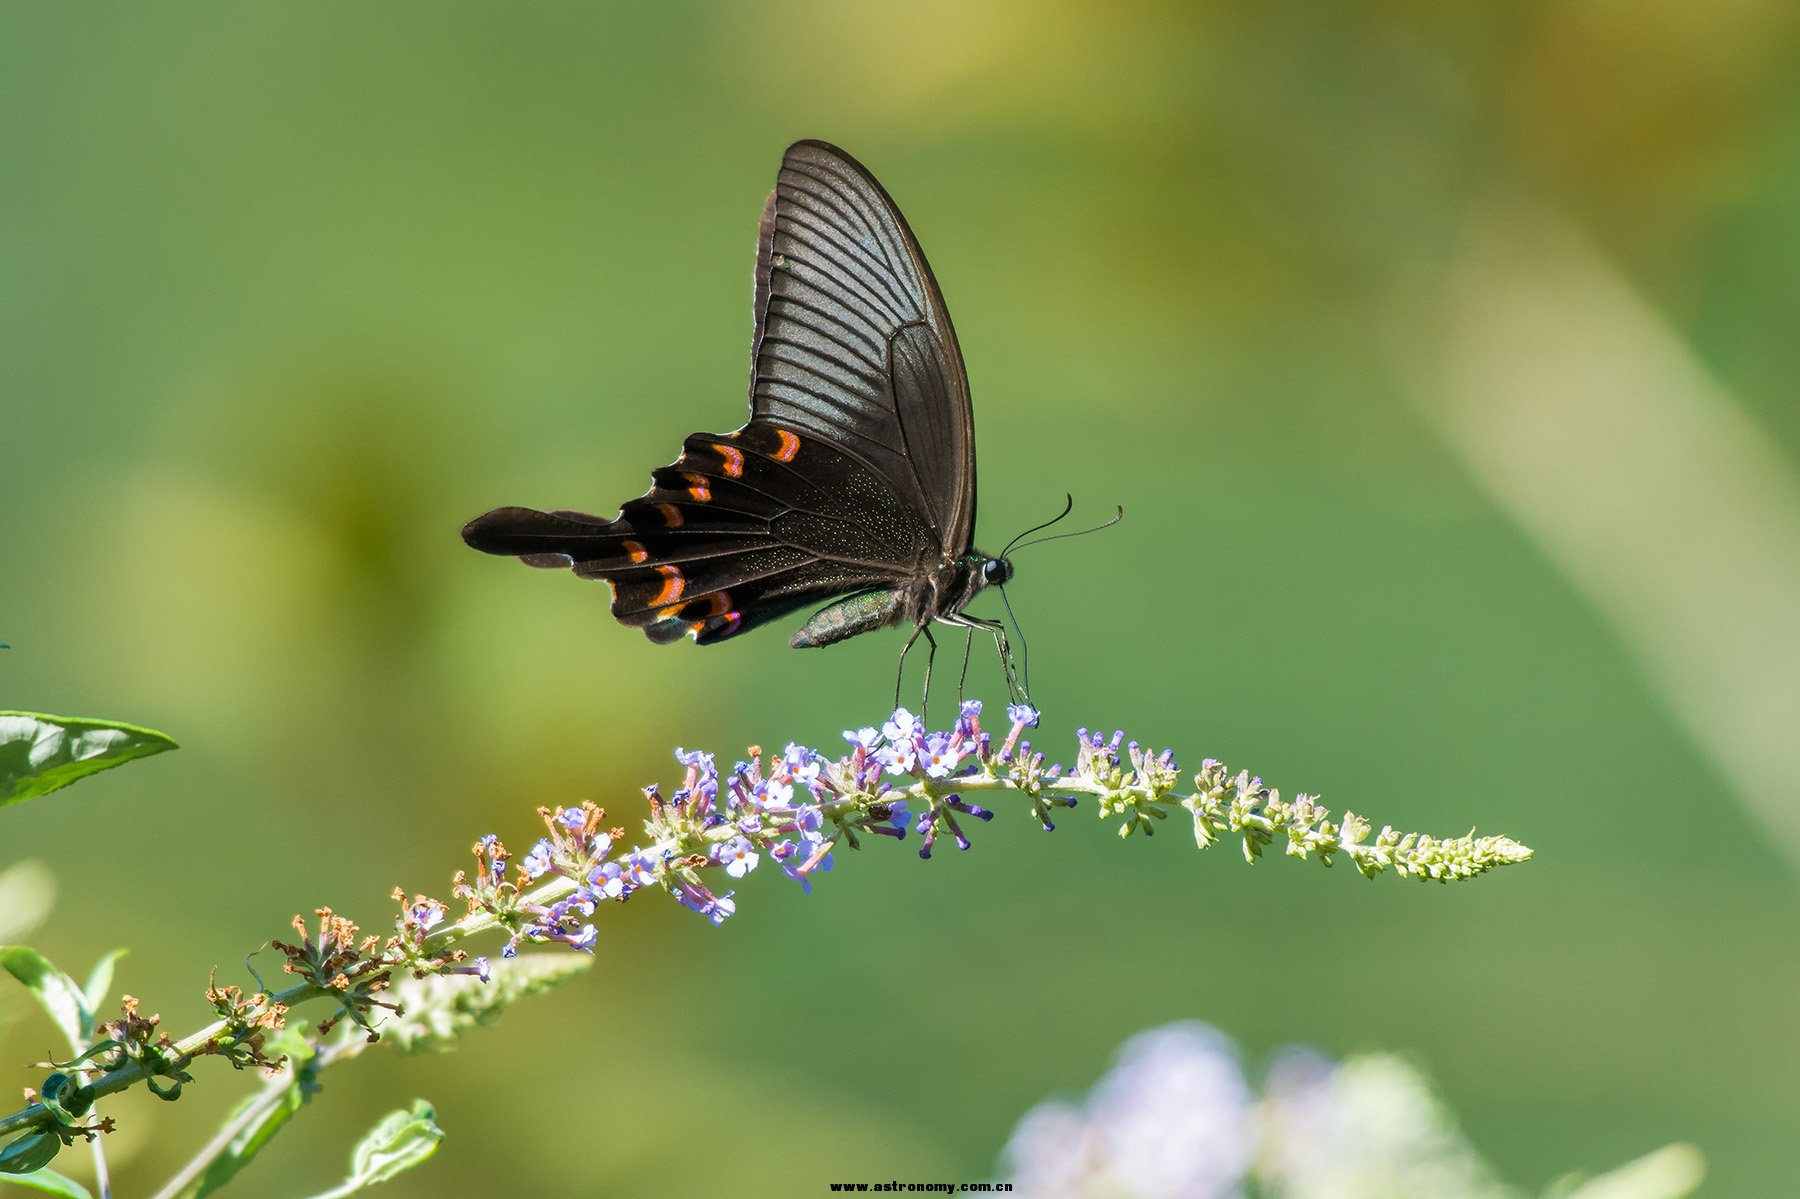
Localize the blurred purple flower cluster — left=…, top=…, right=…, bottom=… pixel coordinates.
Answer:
left=1001, top=1023, right=1522, bottom=1199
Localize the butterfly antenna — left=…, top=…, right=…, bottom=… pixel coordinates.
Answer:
left=1012, top=505, right=1124, bottom=553
left=997, top=582, right=1032, bottom=703
left=1002, top=494, right=1075, bottom=557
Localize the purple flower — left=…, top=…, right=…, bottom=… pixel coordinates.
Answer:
left=520, top=838, right=554, bottom=881
left=715, top=835, right=760, bottom=878
left=922, top=731, right=965, bottom=779
left=878, top=735, right=919, bottom=774
left=674, top=746, right=720, bottom=808
left=589, top=830, right=614, bottom=859
left=588, top=860, right=628, bottom=900
left=955, top=699, right=983, bottom=740
left=771, top=835, right=837, bottom=892
left=771, top=839, right=814, bottom=894
left=546, top=892, right=595, bottom=922
left=477, top=834, right=507, bottom=881
left=787, top=753, right=823, bottom=792
left=882, top=707, right=920, bottom=743
left=916, top=809, right=938, bottom=858
left=998, top=704, right=1042, bottom=762
left=473, top=955, right=490, bottom=983
left=793, top=804, right=827, bottom=844
left=621, top=851, right=659, bottom=888
left=674, top=879, right=736, bottom=925
left=844, top=726, right=882, bottom=751
left=557, top=807, right=586, bottom=830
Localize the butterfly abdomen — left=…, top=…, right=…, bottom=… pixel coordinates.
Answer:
left=790, top=589, right=906, bottom=648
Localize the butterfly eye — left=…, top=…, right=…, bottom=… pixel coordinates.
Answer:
left=983, top=558, right=1013, bottom=585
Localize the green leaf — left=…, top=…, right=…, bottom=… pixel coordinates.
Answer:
left=0, top=1133, right=60, bottom=1177
left=193, top=1078, right=307, bottom=1199
left=3, top=1168, right=90, bottom=1197
left=0, top=713, right=177, bottom=808
left=347, top=1102, right=443, bottom=1187
left=81, top=950, right=127, bottom=1019
left=35, top=1074, right=92, bottom=1124
left=0, top=1166, right=92, bottom=1197
left=305, top=1102, right=443, bottom=1199
left=0, top=947, right=92, bottom=1052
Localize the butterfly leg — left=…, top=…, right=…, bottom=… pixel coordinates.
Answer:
left=894, top=625, right=920, bottom=711
left=895, top=621, right=939, bottom=719
left=956, top=626, right=975, bottom=705
left=940, top=614, right=1025, bottom=704
left=920, top=627, right=938, bottom=724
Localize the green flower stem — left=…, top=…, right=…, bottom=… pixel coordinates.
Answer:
left=643, top=766, right=1531, bottom=884
left=0, top=980, right=317, bottom=1140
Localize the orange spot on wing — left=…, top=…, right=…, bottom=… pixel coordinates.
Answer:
left=621, top=539, right=649, bottom=564
left=655, top=503, right=684, bottom=528
left=684, top=592, right=731, bottom=618
left=693, top=609, right=742, bottom=641
left=773, top=429, right=800, bottom=463
left=713, top=443, right=745, bottom=478
left=685, top=473, right=711, bottom=502
left=652, top=566, right=684, bottom=605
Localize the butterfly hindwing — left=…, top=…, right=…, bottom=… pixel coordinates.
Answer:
left=461, top=423, right=929, bottom=645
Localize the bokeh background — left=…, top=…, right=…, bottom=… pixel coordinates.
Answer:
left=4, top=3, right=1798, bottom=1195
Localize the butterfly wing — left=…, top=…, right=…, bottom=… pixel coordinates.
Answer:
left=461, top=423, right=935, bottom=644
left=751, top=139, right=977, bottom=555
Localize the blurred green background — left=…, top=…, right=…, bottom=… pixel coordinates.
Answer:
left=4, top=2, right=1798, bottom=1195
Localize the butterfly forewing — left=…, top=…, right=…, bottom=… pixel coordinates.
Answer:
left=752, top=140, right=976, bottom=552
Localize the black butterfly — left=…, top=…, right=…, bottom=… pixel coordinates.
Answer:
left=462, top=139, right=1024, bottom=702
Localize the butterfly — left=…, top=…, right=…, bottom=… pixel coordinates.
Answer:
left=462, top=139, right=1027, bottom=703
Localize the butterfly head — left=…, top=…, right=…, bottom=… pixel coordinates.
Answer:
left=981, top=556, right=1014, bottom=587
